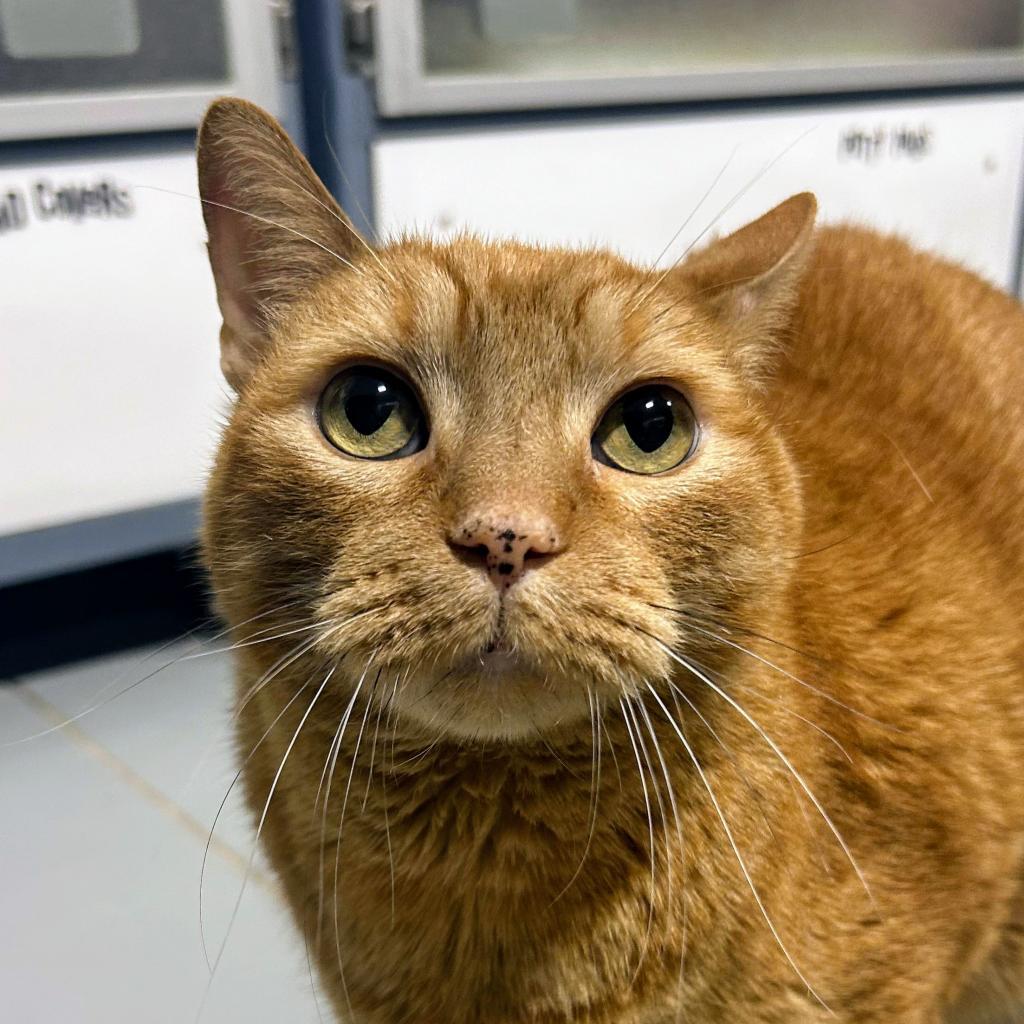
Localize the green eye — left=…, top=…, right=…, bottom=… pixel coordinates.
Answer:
left=318, top=366, right=426, bottom=460
left=592, top=385, right=698, bottom=474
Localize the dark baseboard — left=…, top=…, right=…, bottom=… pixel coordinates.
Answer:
left=0, top=548, right=216, bottom=679
left=0, top=500, right=201, bottom=587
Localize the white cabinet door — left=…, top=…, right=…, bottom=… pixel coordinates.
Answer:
left=373, top=95, right=1024, bottom=292
left=0, top=144, right=224, bottom=537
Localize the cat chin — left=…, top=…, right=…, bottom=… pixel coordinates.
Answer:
left=391, top=655, right=595, bottom=744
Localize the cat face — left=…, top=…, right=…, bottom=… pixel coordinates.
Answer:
left=199, top=100, right=814, bottom=742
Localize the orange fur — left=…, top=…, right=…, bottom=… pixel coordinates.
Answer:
left=198, top=99, right=1024, bottom=1023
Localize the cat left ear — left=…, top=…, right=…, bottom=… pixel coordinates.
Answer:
left=676, top=192, right=817, bottom=383
left=197, top=97, right=365, bottom=390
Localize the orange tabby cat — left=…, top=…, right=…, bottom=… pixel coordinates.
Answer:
left=197, top=98, right=1024, bottom=1023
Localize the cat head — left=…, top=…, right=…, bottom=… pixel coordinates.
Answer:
left=198, top=99, right=815, bottom=742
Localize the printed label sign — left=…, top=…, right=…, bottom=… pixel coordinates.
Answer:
left=0, top=147, right=224, bottom=537
left=0, top=177, right=134, bottom=231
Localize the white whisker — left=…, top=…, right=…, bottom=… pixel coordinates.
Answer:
left=666, top=678, right=776, bottom=842
left=315, top=655, right=375, bottom=965
left=332, top=680, right=376, bottom=1003
left=645, top=682, right=832, bottom=1014
left=629, top=127, right=815, bottom=314
left=619, top=696, right=658, bottom=985
left=196, top=664, right=336, bottom=1021
left=679, top=619, right=888, bottom=727
left=732, top=681, right=854, bottom=764
left=362, top=671, right=388, bottom=812
left=274, top=164, right=396, bottom=283
left=136, top=184, right=364, bottom=276
left=599, top=711, right=624, bottom=794
left=1, top=603, right=311, bottom=748
left=199, top=664, right=318, bottom=972
left=656, top=641, right=874, bottom=910
left=634, top=696, right=688, bottom=1022
left=551, top=684, right=602, bottom=905
left=625, top=695, right=674, bottom=915
left=320, top=94, right=380, bottom=245
left=654, top=147, right=738, bottom=270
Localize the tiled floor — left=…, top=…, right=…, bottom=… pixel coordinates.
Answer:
left=0, top=640, right=324, bottom=1023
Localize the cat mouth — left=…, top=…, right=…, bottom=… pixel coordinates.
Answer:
left=478, top=636, right=517, bottom=670
left=392, top=618, right=591, bottom=739
left=483, top=611, right=513, bottom=656
left=463, top=629, right=525, bottom=677
left=474, top=649, right=522, bottom=676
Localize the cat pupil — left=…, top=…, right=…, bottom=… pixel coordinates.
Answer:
left=623, top=390, right=674, bottom=453
left=345, top=384, right=394, bottom=436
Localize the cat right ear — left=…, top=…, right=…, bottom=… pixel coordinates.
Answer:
left=196, top=97, right=364, bottom=390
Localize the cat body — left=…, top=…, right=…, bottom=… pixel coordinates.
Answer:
left=198, top=100, right=1024, bottom=1023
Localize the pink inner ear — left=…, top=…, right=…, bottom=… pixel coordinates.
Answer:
left=203, top=169, right=261, bottom=331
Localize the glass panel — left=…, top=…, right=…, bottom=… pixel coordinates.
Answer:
left=422, top=0, right=1024, bottom=80
left=0, top=0, right=227, bottom=95
left=1, top=0, right=140, bottom=59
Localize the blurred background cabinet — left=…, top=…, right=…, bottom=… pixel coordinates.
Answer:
left=0, top=0, right=294, bottom=584
left=3, top=0, right=1024, bottom=589
left=0, top=0, right=285, bottom=139
left=369, top=0, right=1024, bottom=114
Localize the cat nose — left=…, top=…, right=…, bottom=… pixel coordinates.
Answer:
left=449, top=513, right=563, bottom=591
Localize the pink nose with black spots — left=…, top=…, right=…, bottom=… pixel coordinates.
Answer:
left=450, top=514, right=563, bottom=591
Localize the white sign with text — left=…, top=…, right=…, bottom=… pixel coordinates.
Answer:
left=374, top=94, right=1024, bottom=292
left=1, top=145, right=224, bottom=536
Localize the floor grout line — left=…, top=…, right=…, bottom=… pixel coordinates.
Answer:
left=13, top=685, right=280, bottom=898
